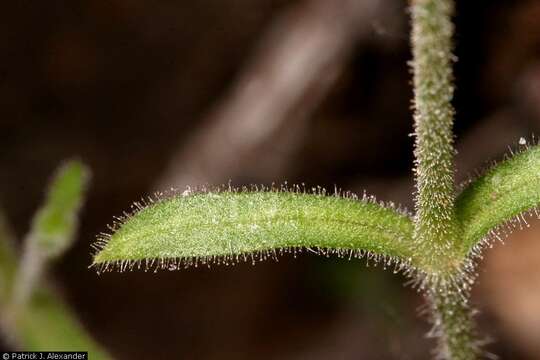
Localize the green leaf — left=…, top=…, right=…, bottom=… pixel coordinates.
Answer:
left=93, top=190, right=415, bottom=271
left=0, top=213, right=112, bottom=359
left=11, top=286, right=111, bottom=357
left=456, top=145, right=540, bottom=254
left=31, top=160, right=90, bottom=258
left=13, top=160, right=90, bottom=307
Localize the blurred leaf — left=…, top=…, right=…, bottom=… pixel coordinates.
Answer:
left=13, top=160, right=90, bottom=306
left=13, top=286, right=111, bottom=357
left=0, top=165, right=112, bottom=359
left=31, top=160, right=90, bottom=258
left=0, top=223, right=112, bottom=358
left=0, top=211, right=17, bottom=303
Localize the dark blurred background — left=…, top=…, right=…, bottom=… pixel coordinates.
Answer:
left=2, top=0, right=540, bottom=358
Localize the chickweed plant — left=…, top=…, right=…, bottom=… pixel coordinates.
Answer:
left=91, top=0, right=540, bottom=358
left=34, top=0, right=537, bottom=359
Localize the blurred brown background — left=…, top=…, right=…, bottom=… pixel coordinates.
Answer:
left=2, top=0, right=540, bottom=359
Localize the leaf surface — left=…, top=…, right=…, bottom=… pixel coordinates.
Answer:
left=456, top=145, right=540, bottom=253
left=93, top=191, right=415, bottom=269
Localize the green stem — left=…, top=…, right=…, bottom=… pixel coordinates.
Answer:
left=428, top=290, right=480, bottom=360
left=410, top=0, right=479, bottom=358
left=411, top=0, right=459, bottom=264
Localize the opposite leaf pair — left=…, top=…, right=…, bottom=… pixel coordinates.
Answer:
left=92, top=144, right=540, bottom=287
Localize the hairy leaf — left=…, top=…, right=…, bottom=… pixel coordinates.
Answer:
left=93, top=190, right=415, bottom=270
left=456, top=145, right=540, bottom=254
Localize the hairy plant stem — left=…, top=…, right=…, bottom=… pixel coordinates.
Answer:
left=428, top=289, right=479, bottom=360
left=410, top=0, right=479, bottom=358
left=411, top=0, right=458, bottom=264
